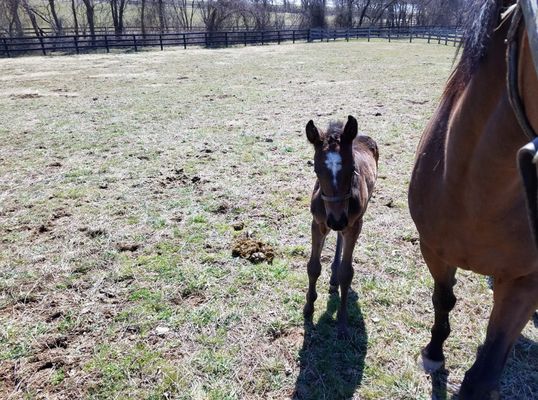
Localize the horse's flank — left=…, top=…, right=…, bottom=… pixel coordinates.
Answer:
left=410, top=12, right=538, bottom=278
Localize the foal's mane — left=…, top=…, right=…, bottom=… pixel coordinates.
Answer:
left=446, top=0, right=510, bottom=95
left=325, top=121, right=344, bottom=142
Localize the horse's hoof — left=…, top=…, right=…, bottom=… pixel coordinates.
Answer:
left=459, top=379, right=500, bottom=400
left=328, top=285, right=339, bottom=294
left=418, top=349, right=444, bottom=374
left=459, top=388, right=500, bottom=400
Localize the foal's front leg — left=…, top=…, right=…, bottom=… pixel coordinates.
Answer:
left=337, top=219, right=362, bottom=339
left=304, top=220, right=329, bottom=319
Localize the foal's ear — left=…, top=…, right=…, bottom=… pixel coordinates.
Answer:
left=306, top=120, right=321, bottom=145
left=342, top=115, right=358, bottom=143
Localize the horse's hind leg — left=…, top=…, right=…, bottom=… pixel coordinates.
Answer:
left=459, top=273, right=538, bottom=400
left=337, top=220, right=362, bottom=339
left=420, top=241, right=457, bottom=373
left=329, top=232, right=343, bottom=294
left=303, top=220, right=328, bottom=319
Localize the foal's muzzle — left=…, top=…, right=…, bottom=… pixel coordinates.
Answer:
left=327, top=214, right=348, bottom=231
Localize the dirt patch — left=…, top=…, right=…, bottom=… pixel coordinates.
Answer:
left=232, top=236, right=275, bottom=264
left=10, top=93, right=42, bottom=99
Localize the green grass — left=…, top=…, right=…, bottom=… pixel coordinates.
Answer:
left=0, top=40, right=536, bottom=399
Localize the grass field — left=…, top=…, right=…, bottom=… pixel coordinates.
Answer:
left=0, top=40, right=537, bottom=399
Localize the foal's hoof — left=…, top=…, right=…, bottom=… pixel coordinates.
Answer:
left=328, top=284, right=339, bottom=294
left=418, top=348, right=444, bottom=374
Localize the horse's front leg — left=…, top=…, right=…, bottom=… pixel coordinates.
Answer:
left=337, top=219, right=362, bottom=339
left=459, top=273, right=538, bottom=400
left=420, top=240, right=457, bottom=373
left=303, top=220, right=329, bottom=319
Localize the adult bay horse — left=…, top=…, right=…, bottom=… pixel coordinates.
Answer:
left=304, top=116, right=378, bottom=338
left=409, top=0, right=538, bottom=398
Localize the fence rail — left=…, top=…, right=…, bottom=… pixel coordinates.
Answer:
left=0, top=26, right=463, bottom=58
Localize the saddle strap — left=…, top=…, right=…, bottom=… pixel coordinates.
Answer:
left=517, top=137, right=538, bottom=247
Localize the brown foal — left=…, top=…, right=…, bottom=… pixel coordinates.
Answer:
left=409, top=1, right=538, bottom=398
left=304, top=116, right=378, bottom=338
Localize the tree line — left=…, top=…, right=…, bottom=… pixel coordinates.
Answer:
left=0, top=0, right=464, bottom=37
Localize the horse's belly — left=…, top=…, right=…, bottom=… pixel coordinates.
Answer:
left=413, top=199, right=538, bottom=278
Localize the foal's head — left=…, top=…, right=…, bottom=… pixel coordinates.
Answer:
left=306, top=116, right=358, bottom=231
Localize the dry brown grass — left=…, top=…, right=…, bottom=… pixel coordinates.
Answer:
left=0, top=40, right=536, bottom=399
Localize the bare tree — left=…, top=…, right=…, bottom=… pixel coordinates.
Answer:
left=47, top=0, right=63, bottom=34
left=240, top=0, right=273, bottom=30
left=301, top=0, right=326, bottom=28
left=170, top=0, right=196, bottom=30
left=334, top=0, right=355, bottom=27
left=2, top=0, right=24, bottom=36
left=110, top=0, right=128, bottom=34
left=198, top=0, right=236, bottom=32
left=81, top=0, right=96, bottom=37
left=20, top=0, right=42, bottom=36
left=156, top=0, right=166, bottom=32
left=71, top=0, right=79, bottom=35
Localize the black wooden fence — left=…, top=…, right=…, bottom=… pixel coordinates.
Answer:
left=0, top=26, right=462, bottom=58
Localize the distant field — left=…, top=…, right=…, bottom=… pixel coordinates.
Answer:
left=0, top=40, right=537, bottom=399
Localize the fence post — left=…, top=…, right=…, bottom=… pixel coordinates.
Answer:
left=292, top=30, right=295, bottom=44
left=346, top=29, right=349, bottom=42
left=428, top=32, right=431, bottom=44
left=3, top=38, right=10, bottom=57
left=445, top=32, right=448, bottom=45
left=205, top=32, right=208, bottom=47
left=183, top=33, right=187, bottom=49
left=133, top=34, right=137, bottom=51
left=73, top=35, right=79, bottom=54
left=367, top=27, right=370, bottom=42
left=409, top=27, right=413, bottom=43
left=105, top=35, right=110, bottom=53
left=307, top=29, right=311, bottom=43
left=225, top=31, right=228, bottom=47
left=261, top=31, right=264, bottom=45
left=278, top=30, right=281, bottom=45
left=388, top=30, right=391, bottom=43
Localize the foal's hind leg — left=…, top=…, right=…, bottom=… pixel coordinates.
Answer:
left=304, top=220, right=329, bottom=318
left=420, top=241, right=457, bottom=373
left=337, top=220, right=362, bottom=339
left=329, top=232, right=343, bottom=294
left=459, top=273, right=538, bottom=400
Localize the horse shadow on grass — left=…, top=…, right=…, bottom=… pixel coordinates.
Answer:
left=429, top=326, right=538, bottom=400
left=293, top=289, right=367, bottom=400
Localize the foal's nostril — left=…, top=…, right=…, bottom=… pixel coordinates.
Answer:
left=327, top=214, right=348, bottom=231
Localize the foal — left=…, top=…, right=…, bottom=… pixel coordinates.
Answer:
left=304, top=116, right=378, bottom=338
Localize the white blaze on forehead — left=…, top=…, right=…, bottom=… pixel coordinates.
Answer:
left=324, top=152, right=342, bottom=187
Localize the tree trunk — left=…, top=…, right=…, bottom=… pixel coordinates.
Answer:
left=141, top=0, right=146, bottom=36
left=82, top=0, right=95, bottom=40
left=48, top=0, right=62, bottom=34
left=21, top=0, right=41, bottom=37
left=358, top=0, right=370, bottom=26
left=8, top=0, right=24, bottom=37
left=158, top=0, right=165, bottom=33
left=71, top=0, right=79, bottom=35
